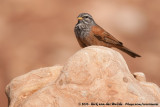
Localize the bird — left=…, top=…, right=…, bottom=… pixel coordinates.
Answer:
left=74, top=13, right=141, bottom=58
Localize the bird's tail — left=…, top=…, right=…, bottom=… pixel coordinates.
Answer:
left=116, top=45, right=141, bottom=58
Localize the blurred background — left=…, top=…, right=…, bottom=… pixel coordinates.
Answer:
left=0, top=0, right=160, bottom=106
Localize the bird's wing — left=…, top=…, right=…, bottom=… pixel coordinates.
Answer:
left=92, top=25, right=123, bottom=46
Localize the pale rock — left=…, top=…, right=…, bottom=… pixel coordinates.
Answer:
left=6, top=46, right=160, bottom=107
left=133, top=72, right=146, bottom=82
left=6, top=65, right=62, bottom=107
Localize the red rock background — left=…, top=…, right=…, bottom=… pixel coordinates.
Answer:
left=0, top=0, right=160, bottom=106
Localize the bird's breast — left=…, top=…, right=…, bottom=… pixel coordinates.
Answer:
left=75, top=23, right=102, bottom=46
left=75, top=23, right=91, bottom=38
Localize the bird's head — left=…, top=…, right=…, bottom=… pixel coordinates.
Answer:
left=77, top=13, right=95, bottom=25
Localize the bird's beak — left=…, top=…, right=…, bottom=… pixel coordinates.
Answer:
left=78, top=17, right=83, bottom=20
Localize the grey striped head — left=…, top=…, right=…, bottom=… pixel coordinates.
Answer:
left=77, top=13, right=96, bottom=25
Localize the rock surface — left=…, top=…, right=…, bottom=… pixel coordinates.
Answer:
left=6, top=46, right=160, bottom=107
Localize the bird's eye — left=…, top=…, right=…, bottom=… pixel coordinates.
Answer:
left=84, top=16, right=89, bottom=18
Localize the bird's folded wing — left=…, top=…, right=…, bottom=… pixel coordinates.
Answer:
left=92, top=25, right=122, bottom=46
